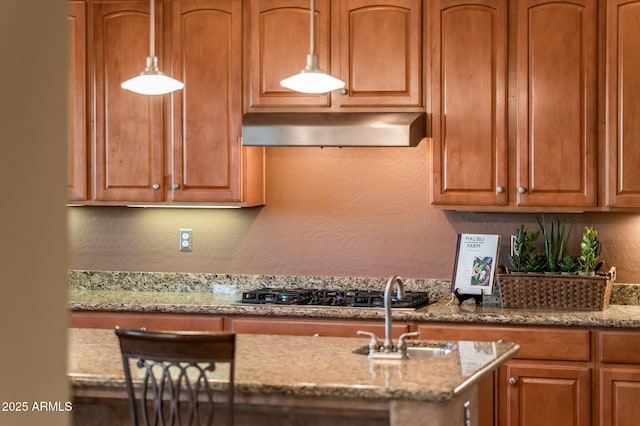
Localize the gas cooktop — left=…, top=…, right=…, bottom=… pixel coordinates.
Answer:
left=239, top=288, right=430, bottom=309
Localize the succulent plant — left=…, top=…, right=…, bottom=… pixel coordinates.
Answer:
left=508, top=225, right=540, bottom=272
left=559, top=255, right=580, bottom=273
left=578, top=226, right=601, bottom=273
left=537, top=214, right=573, bottom=273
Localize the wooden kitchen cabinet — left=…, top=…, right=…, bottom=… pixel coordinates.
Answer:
left=245, top=0, right=422, bottom=111
left=416, top=322, right=593, bottom=426
left=604, top=0, right=640, bottom=208
left=92, top=0, right=165, bottom=203
left=76, top=0, right=264, bottom=206
left=228, top=315, right=410, bottom=338
left=430, top=0, right=598, bottom=209
left=67, top=1, right=87, bottom=202
left=429, top=0, right=508, bottom=206
left=169, top=0, right=263, bottom=204
left=499, top=362, right=591, bottom=426
left=597, top=329, right=640, bottom=426
left=70, top=311, right=226, bottom=331
left=515, top=0, right=597, bottom=208
left=599, top=369, right=640, bottom=426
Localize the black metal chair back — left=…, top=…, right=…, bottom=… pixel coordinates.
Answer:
left=115, top=329, right=235, bottom=426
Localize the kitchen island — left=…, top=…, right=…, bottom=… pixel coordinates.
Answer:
left=69, top=328, right=519, bottom=426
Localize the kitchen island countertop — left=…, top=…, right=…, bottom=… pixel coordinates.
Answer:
left=69, top=328, right=519, bottom=426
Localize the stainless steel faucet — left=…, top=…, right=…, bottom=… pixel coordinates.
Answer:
left=383, top=275, right=405, bottom=351
left=357, top=275, right=419, bottom=360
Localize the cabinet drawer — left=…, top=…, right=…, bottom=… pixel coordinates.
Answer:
left=598, top=329, right=640, bottom=364
left=417, top=323, right=591, bottom=361
left=228, top=317, right=409, bottom=338
left=70, top=311, right=225, bottom=332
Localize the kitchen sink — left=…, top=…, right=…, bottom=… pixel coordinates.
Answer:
left=353, top=341, right=457, bottom=359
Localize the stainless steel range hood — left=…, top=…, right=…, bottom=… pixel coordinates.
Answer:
left=241, top=112, right=426, bottom=147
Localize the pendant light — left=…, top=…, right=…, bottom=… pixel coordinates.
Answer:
left=280, top=0, right=345, bottom=94
left=121, top=0, right=184, bottom=95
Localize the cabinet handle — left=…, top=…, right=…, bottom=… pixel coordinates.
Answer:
left=312, top=333, right=320, bottom=337
left=152, top=183, right=160, bottom=190
left=496, top=186, right=504, bottom=194
left=171, top=183, right=180, bottom=190
left=517, top=187, right=527, bottom=194
left=463, top=401, right=471, bottom=426
left=508, top=377, right=518, bottom=385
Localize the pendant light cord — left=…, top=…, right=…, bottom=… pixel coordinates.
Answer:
left=309, top=0, right=315, bottom=56
left=149, top=0, right=155, bottom=58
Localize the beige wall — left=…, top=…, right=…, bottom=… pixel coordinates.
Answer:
left=0, top=0, right=70, bottom=425
left=69, top=144, right=640, bottom=283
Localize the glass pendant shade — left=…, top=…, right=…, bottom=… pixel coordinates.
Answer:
left=280, top=54, right=345, bottom=94
left=121, top=57, right=184, bottom=95
left=121, top=0, right=183, bottom=95
left=280, top=0, right=344, bottom=94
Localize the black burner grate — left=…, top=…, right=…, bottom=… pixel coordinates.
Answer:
left=240, top=288, right=430, bottom=308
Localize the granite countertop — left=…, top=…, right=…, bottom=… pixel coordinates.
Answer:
left=68, top=270, right=640, bottom=329
left=68, top=288, right=640, bottom=329
left=68, top=328, right=519, bottom=402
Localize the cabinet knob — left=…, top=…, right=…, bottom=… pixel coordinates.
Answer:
left=171, top=183, right=180, bottom=190
left=339, top=88, right=348, bottom=95
left=152, top=183, right=160, bottom=190
left=518, top=187, right=527, bottom=194
left=508, top=377, right=518, bottom=385
left=312, top=333, right=320, bottom=337
left=496, top=186, right=505, bottom=194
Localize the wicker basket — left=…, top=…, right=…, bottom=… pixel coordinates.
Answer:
left=497, top=267, right=616, bottom=311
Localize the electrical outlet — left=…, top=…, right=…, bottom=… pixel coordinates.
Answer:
left=179, top=229, right=192, bottom=252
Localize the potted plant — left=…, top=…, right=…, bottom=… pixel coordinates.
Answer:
left=578, top=226, right=601, bottom=276
left=536, top=214, right=573, bottom=273
left=559, top=255, right=580, bottom=275
left=508, top=225, right=540, bottom=272
left=523, top=251, right=547, bottom=273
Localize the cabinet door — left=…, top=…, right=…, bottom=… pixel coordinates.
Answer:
left=68, top=1, right=87, bottom=202
left=501, top=362, right=591, bottom=426
left=335, top=0, right=422, bottom=108
left=93, top=0, right=165, bottom=202
left=429, top=0, right=508, bottom=206
left=515, top=0, right=597, bottom=207
left=600, top=368, right=640, bottom=426
left=605, top=0, right=640, bottom=207
left=246, top=0, right=332, bottom=109
left=70, top=311, right=225, bottom=332
left=170, top=0, right=244, bottom=202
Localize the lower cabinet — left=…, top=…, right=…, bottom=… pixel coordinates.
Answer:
left=597, top=329, right=640, bottom=426
left=69, top=311, right=225, bottom=332
left=499, top=362, right=591, bottom=426
left=227, top=316, right=410, bottom=338
left=417, top=323, right=593, bottom=426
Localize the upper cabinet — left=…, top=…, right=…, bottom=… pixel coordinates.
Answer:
left=515, top=0, right=597, bottom=208
left=429, top=0, right=508, bottom=206
left=245, top=0, right=423, bottom=111
left=67, top=1, right=87, bottom=202
left=71, top=0, right=264, bottom=206
left=605, top=0, right=640, bottom=208
left=169, top=0, right=263, bottom=204
left=430, top=0, right=598, bottom=210
left=92, top=0, right=165, bottom=203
